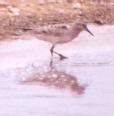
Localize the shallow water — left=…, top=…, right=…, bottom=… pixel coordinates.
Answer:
left=0, top=24, right=114, bottom=116
left=0, top=65, right=114, bottom=116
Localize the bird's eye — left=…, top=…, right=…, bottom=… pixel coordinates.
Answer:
left=82, top=24, right=87, bottom=28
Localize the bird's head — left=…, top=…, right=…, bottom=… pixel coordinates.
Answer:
left=72, top=23, right=94, bottom=36
left=69, top=22, right=94, bottom=39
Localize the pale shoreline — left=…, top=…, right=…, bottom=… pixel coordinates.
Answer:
left=0, top=24, right=114, bottom=116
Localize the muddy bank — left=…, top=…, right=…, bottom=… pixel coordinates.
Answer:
left=0, top=1, right=113, bottom=40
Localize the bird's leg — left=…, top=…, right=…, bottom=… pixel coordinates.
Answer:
left=50, top=44, right=55, bottom=67
left=50, top=44, right=67, bottom=64
left=53, top=51, right=68, bottom=60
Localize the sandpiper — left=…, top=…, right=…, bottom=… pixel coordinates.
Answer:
left=34, top=22, right=94, bottom=64
left=18, top=22, right=94, bottom=66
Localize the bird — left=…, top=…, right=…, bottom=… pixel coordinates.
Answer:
left=32, top=22, right=94, bottom=65
left=16, top=22, right=94, bottom=66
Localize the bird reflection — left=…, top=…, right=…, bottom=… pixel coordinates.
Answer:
left=21, top=65, right=86, bottom=95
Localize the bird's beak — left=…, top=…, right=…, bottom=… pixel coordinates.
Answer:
left=85, top=26, right=94, bottom=36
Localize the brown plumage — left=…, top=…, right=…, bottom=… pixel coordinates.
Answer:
left=15, top=22, right=94, bottom=66
left=36, top=23, right=93, bottom=43
left=34, top=22, right=94, bottom=66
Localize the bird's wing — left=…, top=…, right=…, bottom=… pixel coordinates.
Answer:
left=33, top=24, right=69, bottom=37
